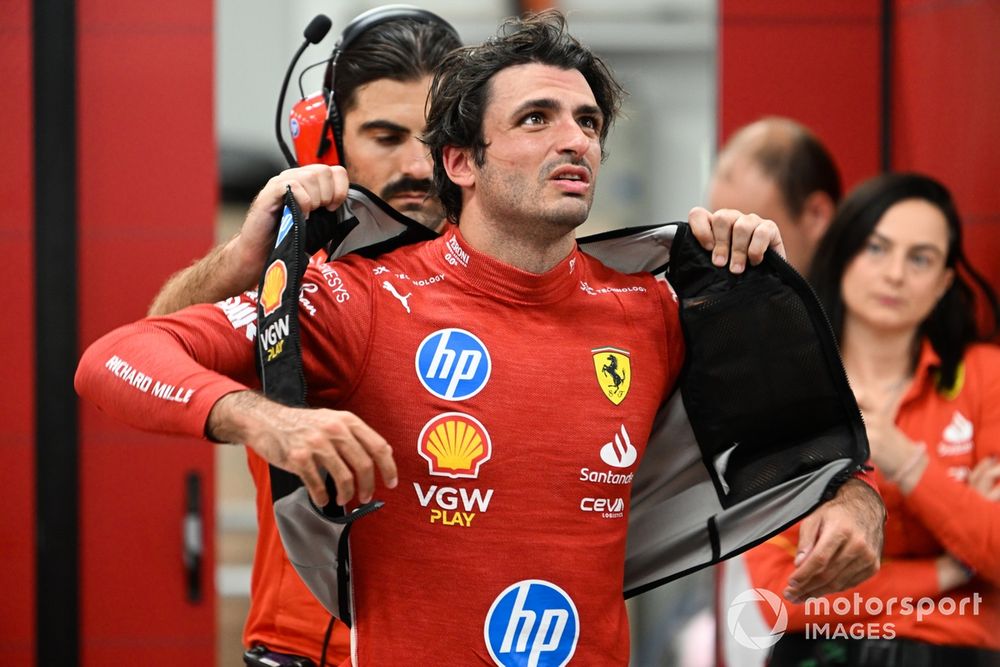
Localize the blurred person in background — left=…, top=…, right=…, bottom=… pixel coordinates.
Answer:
left=148, top=8, right=462, bottom=666
left=708, top=116, right=841, bottom=274
left=749, top=172, right=1000, bottom=666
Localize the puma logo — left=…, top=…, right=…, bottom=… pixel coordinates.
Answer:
left=382, top=281, right=412, bottom=314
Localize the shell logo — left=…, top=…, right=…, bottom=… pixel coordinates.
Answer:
left=418, top=412, right=492, bottom=479
left=260, top=259, right=287, bottom=317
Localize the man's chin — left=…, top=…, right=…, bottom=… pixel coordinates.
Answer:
left=396, top=203, right=446, bottom=232
left=545, top=199, right=592, bottom=230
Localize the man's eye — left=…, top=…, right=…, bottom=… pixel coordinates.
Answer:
left=579, top=116, right=602, bottom=133
left=375, top=134, right=404, bottom=146
left=522, top=112, right=545, bottom=126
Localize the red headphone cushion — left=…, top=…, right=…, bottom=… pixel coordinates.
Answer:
left=290, top=92, right=339, bottom=166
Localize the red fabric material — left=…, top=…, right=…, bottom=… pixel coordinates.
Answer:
left=718, top=1, right=882, bottom=191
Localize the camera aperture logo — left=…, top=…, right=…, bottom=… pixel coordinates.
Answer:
left=728, top=588, right=984, bottom=649
left=728, top=588, right=787, bottom=650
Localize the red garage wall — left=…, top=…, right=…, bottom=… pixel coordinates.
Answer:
left=892, top=0, right=1000, bottom=298
left=720, top=0, right=1000, bottom=298
left=719, top=0, right=883, bottom=192
left=0, top=0, right=36, bottom=660
left=77, top=0, right=218, bottom=664
left=1, top=0, right=217, bottom=664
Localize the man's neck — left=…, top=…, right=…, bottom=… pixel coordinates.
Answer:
left=456, top=209, right=578, bottom=275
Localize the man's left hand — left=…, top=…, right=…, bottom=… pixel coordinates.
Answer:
left=687, top=207, right=786, bottom=274
left=783, top=478, right=885, bottom=603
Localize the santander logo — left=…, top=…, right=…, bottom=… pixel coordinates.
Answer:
left=600, top=424, right=638, bottom=468
left=938, top=410, right=974, bottom=456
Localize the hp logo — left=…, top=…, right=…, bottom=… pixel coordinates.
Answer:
left=415, top=328, right=491, bottom=401
left=484, top=580, right=579, bottom=667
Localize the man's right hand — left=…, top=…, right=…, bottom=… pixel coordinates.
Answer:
left=230, top=164, right=350, bottom=289
left=208, top=390, right=397, bottom=507
left=148, top=165, right=349, bottom=316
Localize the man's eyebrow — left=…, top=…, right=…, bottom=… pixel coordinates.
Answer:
left=511, top=98, right=603, bottom=122
left=511, top=98, right=561, bottom=117
left=359, top=119, right=409, bottom=134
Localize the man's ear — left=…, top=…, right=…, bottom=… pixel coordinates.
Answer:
left=442, top=146, right=475, bottom=188
left=800, top=190, right=836, bottom=246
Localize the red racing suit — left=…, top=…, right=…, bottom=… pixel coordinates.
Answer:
left=76, top=226, right=685, bottom=665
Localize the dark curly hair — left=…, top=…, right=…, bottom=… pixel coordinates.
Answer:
left=809, top=172, right=1000, bottom=392
left=331, top=18, right=460, bottom=117
left=423, top=10, right=625, bottom=222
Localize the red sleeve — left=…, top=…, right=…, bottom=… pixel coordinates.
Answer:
left=75, top=256, right=376, bottom=440
left=74, top=302, right=256, bottom=439
left=852, top=461, right=881, bottom=495
left=744, top=525, right=940, bottom=630
left=904, top=348, right=1000, bottom=585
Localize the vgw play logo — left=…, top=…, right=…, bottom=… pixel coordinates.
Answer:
left=727, top=587, right=788, bottom=650
left=484, top=580, right=579, bottom=667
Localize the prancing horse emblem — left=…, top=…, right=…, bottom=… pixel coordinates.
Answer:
left=592, top=347, right=631, bottom=405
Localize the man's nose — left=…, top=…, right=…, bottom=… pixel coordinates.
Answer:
left=556, top=118, right=594, bottom=157
left=401, top=137, right=433, bottom=179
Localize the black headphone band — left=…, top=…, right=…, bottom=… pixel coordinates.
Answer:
left=338, top=5, right=458, bottom=53
left=319, top=5, right=459, bottom=161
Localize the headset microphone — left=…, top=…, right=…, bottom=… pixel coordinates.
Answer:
left=275, top=14, right=332, bottom=168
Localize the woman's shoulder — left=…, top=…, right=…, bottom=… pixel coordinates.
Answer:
left=957, top=343, right=1000, bottom=400
left=962, top=342, right=1000, bottom=369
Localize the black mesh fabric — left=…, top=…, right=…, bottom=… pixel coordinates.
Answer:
left=668, top=226, right=866, bottom=506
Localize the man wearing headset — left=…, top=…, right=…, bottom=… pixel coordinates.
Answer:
left=146, top=8, right=462, bottom=666
left=148, top=7, right=459, bottom=316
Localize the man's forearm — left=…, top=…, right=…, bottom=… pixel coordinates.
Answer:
left=148, top=236, right=257, bottom=316
left=207, top=389, right=273, bottom=444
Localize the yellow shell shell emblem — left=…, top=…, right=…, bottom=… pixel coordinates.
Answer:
left=418, top=412, right=492, bottom=479
left=592, top=347, right=631, bottom=405
left=260, top=259, right=287, bottom=317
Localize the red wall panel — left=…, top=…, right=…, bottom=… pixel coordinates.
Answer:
left=719, top=0, right=883, bottom=191
left=0, top=0, right=36, bottom=662
left=892, top=0, right=1000, bottom=295
left=77, top=1, right=217, bottom=664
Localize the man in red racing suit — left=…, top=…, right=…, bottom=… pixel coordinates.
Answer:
left=79, top=224, right=684, bottom=663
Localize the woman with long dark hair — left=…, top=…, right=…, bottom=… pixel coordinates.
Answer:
left=747, top=172, right=1000, bottom=665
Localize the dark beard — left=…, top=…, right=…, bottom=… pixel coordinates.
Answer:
left=379, top=176, right=434, bottom=202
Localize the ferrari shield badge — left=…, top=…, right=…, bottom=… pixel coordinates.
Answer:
left=592, top=347, right=631, bottom=405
